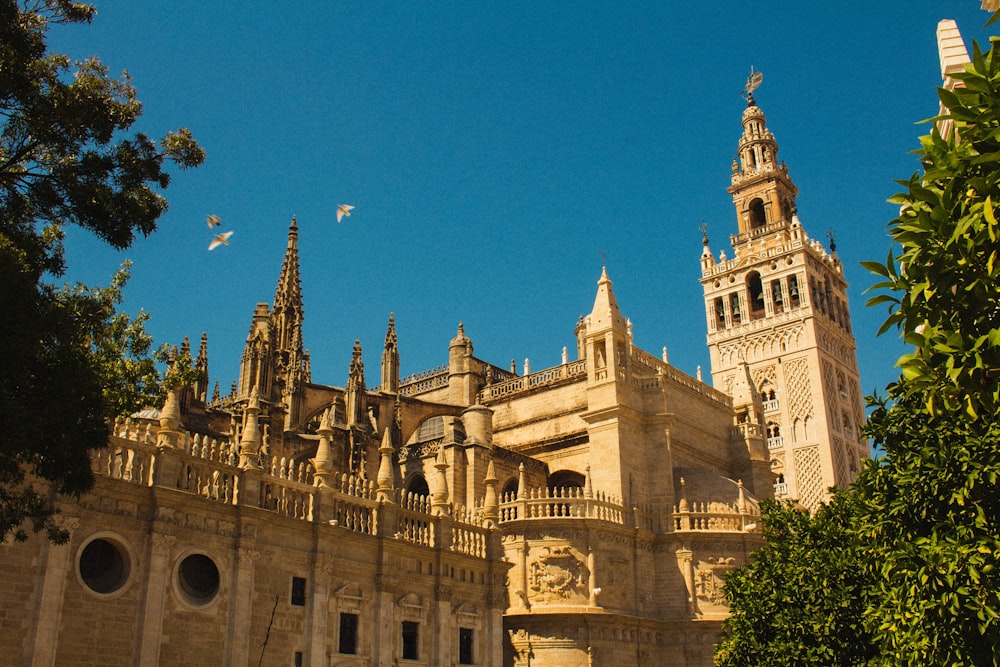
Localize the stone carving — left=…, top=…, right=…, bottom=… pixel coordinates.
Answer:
left=695, top=556, right=735, bottom=607
left=528, top=546, right=588, bottom=603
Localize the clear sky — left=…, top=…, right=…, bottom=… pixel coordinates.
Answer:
left=47, top=2, right=997, bottom=402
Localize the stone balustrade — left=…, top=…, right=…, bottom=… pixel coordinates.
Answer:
left=479, top=359, right=586, bottom=403
left=672, top=501, right=759, bottom=533
left=97, top=417, right=500, bottom=553
left=499, top=486, right=659, bottom=532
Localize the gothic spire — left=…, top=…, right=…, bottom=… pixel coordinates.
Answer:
left=346, top=340, right=367, bottom=429
left=272, top=216, right=304, bottom=354
left=381, top=312, right=400, bottom=393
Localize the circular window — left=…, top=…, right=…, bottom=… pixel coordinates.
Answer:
left=177, top=553, right=220, bottom=606
left=78, top=536, right=132, bottom=596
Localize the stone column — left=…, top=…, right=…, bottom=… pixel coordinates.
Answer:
left=28, top=517, right=79, bottom=667
left=307, top=563, right=331, bottom=666
left=225, top=546, right=259, bottom=667
left=137, top=533, right=176, bottom=667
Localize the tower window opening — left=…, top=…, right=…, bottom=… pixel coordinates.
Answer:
left=730, top=293, right=741, bottom=325
left=715, top=297, right=726, bottom=330
left=748, top=198, right=766, bottom=230
left=747, top=273, right=765, bottom=320
left=788, top=275, right=801, bottom=308
left=771, top=280, right=784, bottom=313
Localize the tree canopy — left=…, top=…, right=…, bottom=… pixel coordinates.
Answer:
left=0, top=0, right=203, bottom=543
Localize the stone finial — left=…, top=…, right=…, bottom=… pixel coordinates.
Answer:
left=584, top=464, right=594, bottom=499
left=561, top=346, right=568, bottom=365
left=311, top=408, right=334, bottom=486
left=238, top=388, right=263, bottom=470
left=432, top=447, right=450, bottom=515
left=159, top=387, right=182, bottom=434
left=517, top=462, right=527, bottom=500
left=678, top=477, right=689, bottom=512
left=376, top=426, right=395, bottom=500
left=482, top=460, right=498, bottom=526
left=737, top=479, right=747, bottom=514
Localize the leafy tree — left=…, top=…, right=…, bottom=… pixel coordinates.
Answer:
left=0, top=1, right=203, bottom=543
left=855, top=32, right=1000, bottom=667
left=714, top=494, right=879, bottom=667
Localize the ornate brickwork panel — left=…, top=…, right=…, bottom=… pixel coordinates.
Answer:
left=793, top=445, right=822, bottom=509
left=751, top=364, right=776, bottom=391
left=822, top=360, right=836, bottom=402
left=783, top=357, right=813, bottom=420
left=832, top=436, right=847, bottom=484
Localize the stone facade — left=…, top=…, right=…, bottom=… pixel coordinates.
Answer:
left=2, top=90, right=866, bottom=666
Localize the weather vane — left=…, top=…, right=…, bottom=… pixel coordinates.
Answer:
left=699, top=220, right=710, bottom=245
left=826, top=227, right=837, bottom=253
left=741, top=66, right=763, bottom=101
left=600, top=249, right=608, bottom=267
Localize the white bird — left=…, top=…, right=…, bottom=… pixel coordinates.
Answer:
left=208, top=231, right=233, bottom=250
left=336, top=204, right=354, bottom=222
left=206, top=214, right=221, bottom=229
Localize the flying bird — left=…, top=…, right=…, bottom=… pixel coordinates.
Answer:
left=336, top=204, right=354, bottom=222
left=206, top=214, right=221, bottom=229
left=208, top=231, right=233, bottom=250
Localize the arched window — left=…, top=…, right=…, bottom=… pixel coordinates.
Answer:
left=747, top=272, right=765, bottom=320
left=748, top=198, right=766, bottom=230
left=501, top=477, right=518, bottom=501
left=406, top=474, right=430, bottom=497
left=547, top=470, right=585, bottom=492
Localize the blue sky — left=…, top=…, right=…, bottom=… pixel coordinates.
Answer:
left=49, top=2, right=996, bottom=400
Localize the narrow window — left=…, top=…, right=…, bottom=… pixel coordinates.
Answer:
left=339, top=613, right=359, bottom=655
left=459, top=627, right=474, bottom=665
left=294, top=652, right=303, bottom=667
left=402, top=621, right=419, bottom=660
left=748, top=198, right=766, bottom=229
left=729, top=293, right=741, bottom=325
left=290, top=576, right=306, bottom=606
left=714, top=297, right=726, bottom=330
left=788, top=275, right=801, bottom=307
left=771, top=280, right=784, bottom=313
left=747, top=272, right=764, bottom=320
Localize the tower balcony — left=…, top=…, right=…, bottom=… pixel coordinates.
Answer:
left=729, top=219, right=790, bottom=246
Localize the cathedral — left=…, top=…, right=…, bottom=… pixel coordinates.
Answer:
left=1, top=83, right=868, bottom=666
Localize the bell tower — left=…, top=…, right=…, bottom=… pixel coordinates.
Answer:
left=699, top=73, right=869, bottom=510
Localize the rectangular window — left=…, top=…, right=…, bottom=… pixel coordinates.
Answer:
left=402, top=621, right=419, bottom=660
left=459, top=627, right=474, bottom=664
left=290, top=576, right=306, bottom=606
left=339, top=612, right=359, bottom=655
left=294, top=652, right=303, bottom=667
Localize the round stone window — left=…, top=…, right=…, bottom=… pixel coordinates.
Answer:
left=78, top=536, right=132, bottom=596
left=176, top=553, right=220, bottom=606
